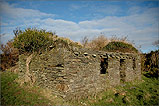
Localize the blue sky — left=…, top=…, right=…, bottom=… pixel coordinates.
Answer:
left=0, top=0, right=159, bottom=53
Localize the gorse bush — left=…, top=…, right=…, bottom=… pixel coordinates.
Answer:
left=13, top=28, right=54, bottom=53
left=102, top=41, right=138, bottom=53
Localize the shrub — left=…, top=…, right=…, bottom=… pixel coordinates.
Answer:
left=142, top=50, right=159, bottom=78
left=81, top=35, right=136, bottom=51
left=82, top=35, right=109, bottom=50
left=13, top=28, right=54, bottom=53
left=53, top=36, right=82, bottom=49
left=0, top=40, right=19, bottom=71
left=102, top=41, right=138, bottom=53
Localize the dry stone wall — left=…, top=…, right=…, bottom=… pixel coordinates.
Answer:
left=18, top=47, right=141, bottom=100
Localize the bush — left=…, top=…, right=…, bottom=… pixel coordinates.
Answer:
left=81, top=35, right=109, bottom=50
left=13, top=28, right=54, bottom=53
left=81, top=35, right=137, bottom=51
left=102, top=41, right=138, bottom=53
left=142, top=50, right=159, bottom=78
left=0, top=40, right=19, bottom=71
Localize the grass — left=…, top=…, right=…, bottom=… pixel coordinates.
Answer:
left=83, top=76, right=159, bottom=105
left=1, top=71, right=159, bottom=105
left=1, top=71, right=53, bottom=105
left=102, top=41, right=138, bottom=53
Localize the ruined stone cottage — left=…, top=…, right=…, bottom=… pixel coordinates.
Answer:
left=19, top=45, right=141, bottom=100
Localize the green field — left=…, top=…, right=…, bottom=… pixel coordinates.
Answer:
left=1, top=71, right=159, bottom=105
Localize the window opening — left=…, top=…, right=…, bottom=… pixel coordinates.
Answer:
left=100, top=58, right=108, bottom=74
left=133, top=59, right=136, bottom=70
left=120, top=59, right=126, bottom=82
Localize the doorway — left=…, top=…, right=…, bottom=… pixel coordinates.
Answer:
left=120, top=59, right=126, bottom=82
left=100, top=58, right=108, bottom=74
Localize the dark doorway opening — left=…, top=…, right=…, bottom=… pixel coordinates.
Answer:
left=100, top=58, right=108, bottom=74
left=120, top=59, right=126, bottom=82
left=133, top=59, right=136, bottom=70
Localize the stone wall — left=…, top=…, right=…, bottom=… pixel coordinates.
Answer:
left=64, top=49, right=102, bottom=100
left=18, top=47, right=141, bottom=100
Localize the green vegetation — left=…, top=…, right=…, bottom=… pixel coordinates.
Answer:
left=142, top=50, right=159, bottom=78
left=1, top=71, right=158, bottom=105
left=13, top=28, right=54, bottom=53
left=83, top=76, right=159, bottom=105
left=102, top=41, right=138, bottom=53
left=1, top=71, right=53, bottom=105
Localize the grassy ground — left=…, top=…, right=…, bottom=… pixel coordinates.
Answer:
left=1, top=71, right=159, bottom=105
left=0, top=71, right=70, bottom=105
left=1, top=71, right=52, bottom=105
left=84, top=76, right=159, bottom=105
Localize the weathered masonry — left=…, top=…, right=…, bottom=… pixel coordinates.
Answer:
left=19, top=46, right=141, bottom=100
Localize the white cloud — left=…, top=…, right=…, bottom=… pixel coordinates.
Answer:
left=0, top=2, right=54, bottom=19
left=1, top=1, right=158, bottom=53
